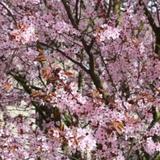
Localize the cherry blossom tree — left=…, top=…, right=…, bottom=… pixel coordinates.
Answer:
left=0, top=0, right=160, bottom=159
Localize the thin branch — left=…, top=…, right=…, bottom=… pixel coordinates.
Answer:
left=0, top=1, right=17, bottom=26
left=155, top=2, right=160, bottom=26
left=106, top=0, right=112, bottom=18
left=37, top=41, right=90, bottom=74
left=75, top=0, right=80, bottom=24
left=37, top=65, right=47, bottom=88
left=61, top=1, right=110, bottom=103
left=56, top=48, right=90, bottom=74
left=98, top=49, right=117, bottom=92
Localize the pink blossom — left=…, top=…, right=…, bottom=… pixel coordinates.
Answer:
left=54, top=21, right=71, bottom=34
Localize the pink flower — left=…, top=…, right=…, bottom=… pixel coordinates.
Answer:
left=54, top=21, right=71, bottom=34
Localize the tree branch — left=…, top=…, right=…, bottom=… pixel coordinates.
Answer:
left=0, top=1, right=17, bottom=26
left=139, top=0, right=158, bottom=32
left=61, top=0, right=78, bottom=29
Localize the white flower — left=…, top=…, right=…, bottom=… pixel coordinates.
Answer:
left=26, top=0, right=40, bottom=4
left=10, top=23, right=37, bottom=44
left=96, top=24, right=121, bottom=42
left=156, top=143, right=160, bottom=152
left=77, top=128, right=96, bottom=152
left=115, top=152, right=125, bottom=160
left=139, top=42, right=145, bottom=54
left=21, top=24, right=37, bottom=44
left=144, top=137, right=156, bottom=155
left=65, top=127, right=96, bottom=152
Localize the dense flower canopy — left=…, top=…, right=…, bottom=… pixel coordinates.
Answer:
left=0, top=0, right=160, bottom=159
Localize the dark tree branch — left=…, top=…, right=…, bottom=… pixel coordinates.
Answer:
left=140, top=0, right=160, bottom=56
left=155, top=2, right=160, bottom=26
left=37, top=40, right=90, bottom=74
left=75, top=0, right=80, bottom=24
left=61, top=0, right=78, bottom=29
left=139, top=0, right=158, bottom=32
left=106, top=0, right=112, bottom=18
left=60, top=1, right=110, bottom=104
left=8, top=71, right=32, bottom=94
left=8, top=71, right=59, bottom=130
left=56, top=48, right=90, bottom=74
